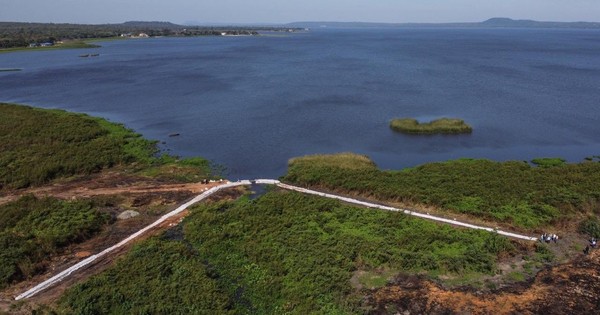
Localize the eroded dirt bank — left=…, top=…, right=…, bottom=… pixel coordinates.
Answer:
left=369, top=250, right=600, bottom=314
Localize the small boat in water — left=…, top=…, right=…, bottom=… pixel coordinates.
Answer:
left=79, top=54, right=90, bottom=57
left=168, top=133, right=180, bottom=137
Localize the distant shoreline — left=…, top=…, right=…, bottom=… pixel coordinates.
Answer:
left=0, top=21, right=303, bottom=52
left=286, top=17, right=600, bottom=29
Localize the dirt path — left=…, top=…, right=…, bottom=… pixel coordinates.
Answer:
left=0, top=171, right=226, bottom=205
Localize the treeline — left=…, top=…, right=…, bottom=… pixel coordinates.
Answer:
left=282, top=153, right=600, bottom=230
left=0, top=21, right=296, bottom=48
left=0, top=195, right=110, bottom=289
left=59, top=191, right=512, bottom=313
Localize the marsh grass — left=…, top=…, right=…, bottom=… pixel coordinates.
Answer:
left=390, top=118, right=472, bottom=134
left=283, top=153, right=600, bottom=230
left=58, top=190, right=512, bottom=314
left=0, top=103, right=214, bottom=189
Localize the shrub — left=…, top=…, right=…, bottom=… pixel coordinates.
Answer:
left=578, top=217, right=600, bottom=238
left=0, top=195, right=110, bottom=288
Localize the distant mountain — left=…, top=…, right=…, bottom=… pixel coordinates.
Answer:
left=287, top=18, right=600, bottom=29
left=122, top=21, right=182, bottom=29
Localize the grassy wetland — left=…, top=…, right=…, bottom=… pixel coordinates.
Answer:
left=390, top=118, right=472, bottom=134
left=282, top=153, right=600, bottom=230
left=56, top=190, right=513, bottom=314
left=0, top=103, right=215, bottom=190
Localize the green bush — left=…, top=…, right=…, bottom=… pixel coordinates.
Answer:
left=579, top=217, right=600, bottom=238
left=0, top=195, right=110, bottom=288
left=533, top=243, right=555, bottom=263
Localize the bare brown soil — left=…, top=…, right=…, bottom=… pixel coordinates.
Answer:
left=0, top=170, right=225, bottom=206
left=368, top=249, right=600, bottom=315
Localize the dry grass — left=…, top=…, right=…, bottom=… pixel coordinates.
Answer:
left=390, top=118, right=473, bottom=134
left=288, top=153, right=377, bottom=170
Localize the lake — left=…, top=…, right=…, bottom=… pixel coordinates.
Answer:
left=1, top=28, right=600, bottom=179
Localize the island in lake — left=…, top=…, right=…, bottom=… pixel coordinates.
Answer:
left=390, top=117, right=473, bottom=135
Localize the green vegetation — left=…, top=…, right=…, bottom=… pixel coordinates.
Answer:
left=283, top=153, right=600, bottom=229
left=0, top=103, right=214, bottom=189
left=390, top=117, right=473, bottom=134
left=0, top=195, right=110, bottom=289
left=532, top=243, right=555, bottom=264
left=59, top=191, right=512, bottom=314
left=531, top=157, right=567, bottom=168
left=506, top=271, right=526, bottom=282
left=579, top=217, right=600, bottom=238
left=57, top=238, right=232, bottom=314
left=0, top=103, right=154, bottom=188
left=357, top=269, right=398, bottom=289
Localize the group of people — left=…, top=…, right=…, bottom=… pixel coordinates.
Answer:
left=540, top=233, right=559, bottom=243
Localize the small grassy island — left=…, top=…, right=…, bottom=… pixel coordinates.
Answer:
left=390, top=117, right=473, bottom=134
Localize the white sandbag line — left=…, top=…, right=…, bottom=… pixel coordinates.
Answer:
left=15, top=181, right=249, bottom=301
left=275, top=182, right=538, bottom=242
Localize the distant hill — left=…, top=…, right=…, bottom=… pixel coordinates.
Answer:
left=121, top=21, right=182, bottom=29
left=287, top=18, right=600, bottom=29
left=480, top=17, right=600, bottom=28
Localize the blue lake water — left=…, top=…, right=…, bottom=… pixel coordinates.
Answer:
left=1, top=28, right=600, bottom=179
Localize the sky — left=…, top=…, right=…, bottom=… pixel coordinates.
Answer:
left=1, top=0, right=599, bottom=25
